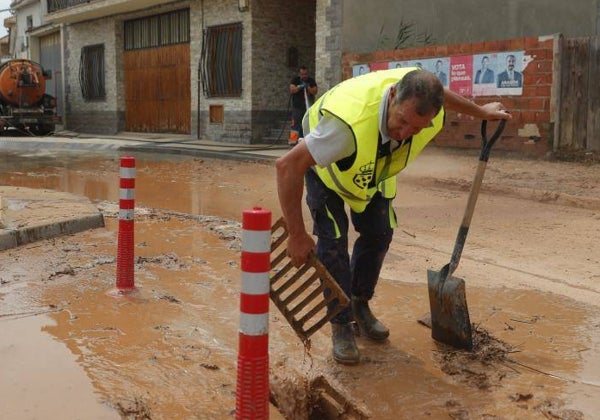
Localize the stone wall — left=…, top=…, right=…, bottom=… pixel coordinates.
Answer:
left=315, top=0, right=343, bottom=93
left=65, top=18, right=122, bottom=134
left=59, top=0, right=320, bottom=142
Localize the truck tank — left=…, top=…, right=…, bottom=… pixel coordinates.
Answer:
left=0, top=59, right=59, bottom=135
left=0, top=59, right=46, bottom=107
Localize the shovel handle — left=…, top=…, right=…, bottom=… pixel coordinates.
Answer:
left=480, top=119, right=507, bottom=162
left=304, top=86, right=311, bottom=110
left=447, top=119, right=506, bottom=277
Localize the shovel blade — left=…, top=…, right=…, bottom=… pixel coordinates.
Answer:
left=427, top=268, right=473, bottom=350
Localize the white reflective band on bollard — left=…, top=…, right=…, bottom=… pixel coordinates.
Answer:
left=241, top=229, right=271, bottom=253
left=119, top=209, right=135, bottom=220
left=119, top=167, right=136, bottom=178
left=239, top=312, right=269, bottom=336
left=241, top=271, right=271, bottom=295
left=119, top=188, right=135, bottom=200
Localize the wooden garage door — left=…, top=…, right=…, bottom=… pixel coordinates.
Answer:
left=124, top=9, right=190, bottom=134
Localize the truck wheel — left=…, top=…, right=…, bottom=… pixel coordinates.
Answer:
left=31, top=124, right=54, bottom=136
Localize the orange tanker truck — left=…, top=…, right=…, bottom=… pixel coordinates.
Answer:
left=0, top=59, right=60, bottom=135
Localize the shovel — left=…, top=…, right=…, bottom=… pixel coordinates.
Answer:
left=427, top=119, right=506, bottom=350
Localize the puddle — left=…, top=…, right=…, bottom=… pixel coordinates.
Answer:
left=0, top=314, right=118, bottom=419
left=0, top=151, right=280, bottom=221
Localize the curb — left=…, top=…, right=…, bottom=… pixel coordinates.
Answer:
left=0, top=214, right=105, bottom=251
left=119, top=145, right=280, bottom=162
left=118, top=142, right=288, bottom=162
left=0, top=186, right=106, bottom=251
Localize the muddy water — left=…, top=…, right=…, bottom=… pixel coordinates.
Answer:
left=1, top=314, right=118, bottom=419
left=1, top=150, right=599, bottom=418
left=0, top=151, right=280, bottom=220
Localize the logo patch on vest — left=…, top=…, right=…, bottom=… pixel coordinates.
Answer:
left=353, top=161, right=374, bottom=189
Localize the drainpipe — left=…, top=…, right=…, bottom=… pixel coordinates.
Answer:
left=597, top=0, right=600, bottom=34
left=60, top=22, right=66, bottom=128
left=197, top=0, right=205, bottom=139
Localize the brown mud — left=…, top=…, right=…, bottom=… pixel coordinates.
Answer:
left=1, top=148, right=599, bottom=418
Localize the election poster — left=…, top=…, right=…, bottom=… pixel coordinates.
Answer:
left=355, top=50, right=525, bottom=96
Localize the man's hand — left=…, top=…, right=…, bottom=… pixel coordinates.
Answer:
left=287, top=230, right=315, bottom=267
left=275, top=141, right=318, bottom=267
left=480, top=102, right=512, bottom=120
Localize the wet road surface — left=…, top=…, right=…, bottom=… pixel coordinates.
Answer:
left=1, top=147, right=599, bottom=419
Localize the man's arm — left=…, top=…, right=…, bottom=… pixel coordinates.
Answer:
left=289, top=83, right=303, bottom=95
left=275, top=142, right=317, bottom=267
left=443, top=88, right=512, bottom=121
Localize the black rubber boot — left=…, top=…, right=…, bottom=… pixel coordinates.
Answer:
left=331, top=323, right=360, bottom=364
left=352, top=296, right=390, bottom=341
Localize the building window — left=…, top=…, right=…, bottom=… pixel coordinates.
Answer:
left=79, top=44, right=105, bottom=100
left=26, top=15, right=33, bottom=29
left=124, top=9, right=189, bottom=50
left=201, top=22, right=242, bottom=97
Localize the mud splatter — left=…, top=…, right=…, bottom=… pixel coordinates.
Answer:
left=534, top=398, right=584, bottom=419
left=113, top=397, right=152, bottom=419
left=435, top=325, right=517, bottom=390
left=270, top=372, right=370, bottom=420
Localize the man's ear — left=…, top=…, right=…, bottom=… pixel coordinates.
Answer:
left=389, top=85, right=396, bottom=102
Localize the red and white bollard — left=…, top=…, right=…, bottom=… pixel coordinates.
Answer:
left=115, top=156, right=136, bottom=293
left=236, top=207, right=271, bottom=420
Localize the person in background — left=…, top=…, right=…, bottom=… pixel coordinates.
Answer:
left=275, top=68, right=511, bottom=364
left=288, top=66, right=318, bottom=146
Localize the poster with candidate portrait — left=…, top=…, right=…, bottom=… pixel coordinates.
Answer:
left=472, top=53, right=499, bottom=96
left=494, top=51, right=524, bottom=96
left=388, top=61, right=409, bottom=69
left=352, top=64, right=370, bottom=77
left=354, top=50, right=525, bottom=97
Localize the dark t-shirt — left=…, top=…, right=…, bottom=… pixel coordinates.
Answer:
left=290, top=76, right=317, bottom=111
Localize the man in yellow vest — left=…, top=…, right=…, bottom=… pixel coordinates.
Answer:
left=275, top=68, right=511, bottom=364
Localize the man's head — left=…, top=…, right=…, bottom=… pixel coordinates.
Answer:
left=386, top=70, right=443, bottom=141
left=505, top=55, right=516, bottom=71
left=299, top=66, right=309, bottom=81
left=481, top=56, right=489, bottom=69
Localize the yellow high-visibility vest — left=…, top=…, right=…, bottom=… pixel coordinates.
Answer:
left=307, top=68, right=445, bottom=213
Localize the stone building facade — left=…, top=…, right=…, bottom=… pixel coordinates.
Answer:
left=14, top=0, right=600, bottom=151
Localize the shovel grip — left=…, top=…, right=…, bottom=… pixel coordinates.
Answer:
left=480, top=119, right=506, bottom=162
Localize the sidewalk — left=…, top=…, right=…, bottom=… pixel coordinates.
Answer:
left=6, top=131, right=290, bottom=161
left=0, top=186, right=104, bottom=251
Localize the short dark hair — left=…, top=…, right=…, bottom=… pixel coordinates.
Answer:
left=393, top=69, right=444, bottom=116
